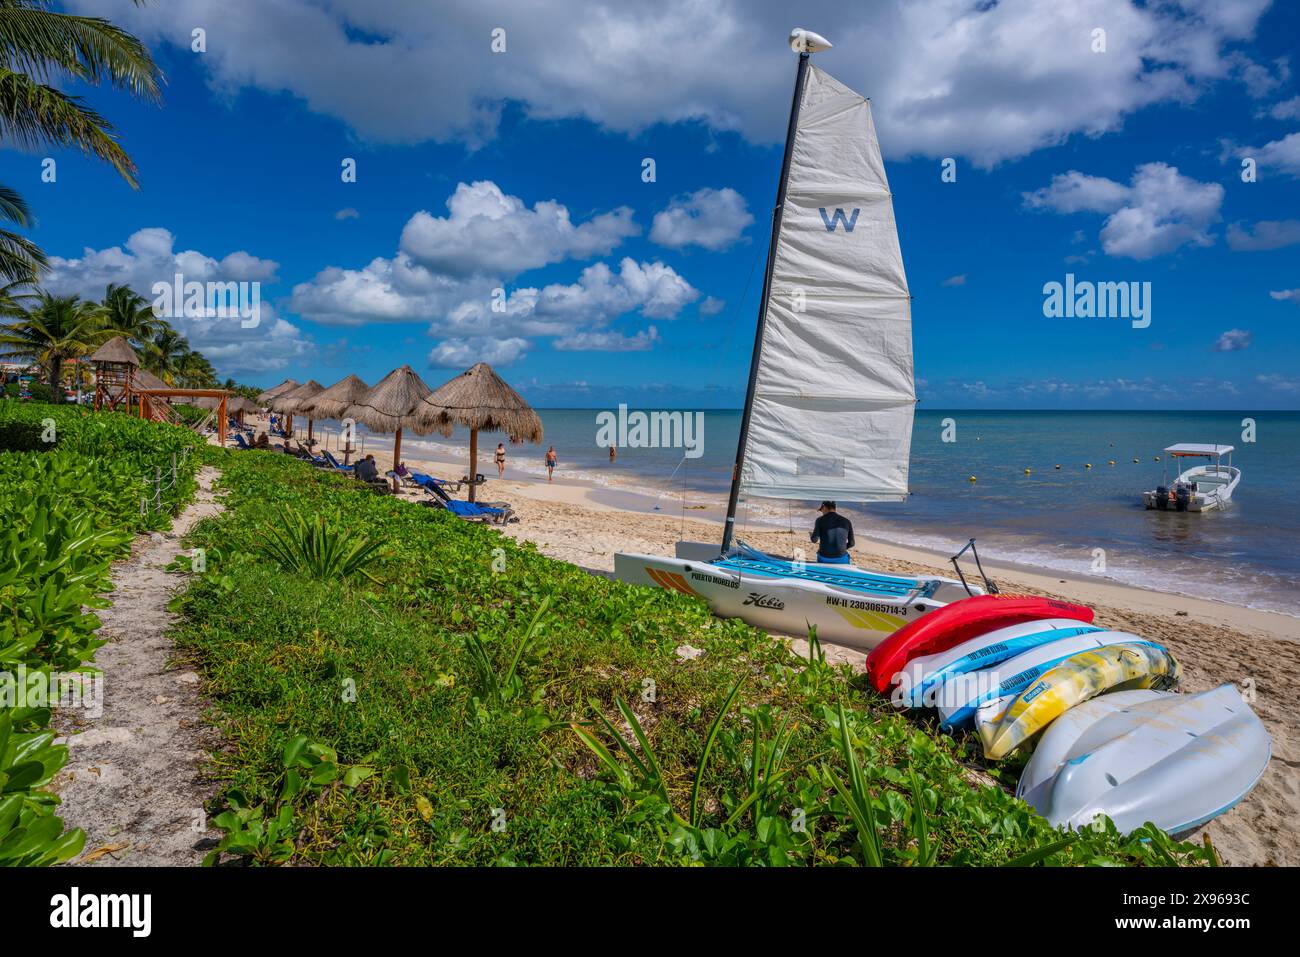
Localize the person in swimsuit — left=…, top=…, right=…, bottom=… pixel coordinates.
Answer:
left=545, top=446, right=557, bottom=482
left=495, top=442, right=506, bottom=478
left=609, top=445, right=617, bottom=462
left=810, top=501, right=854, bottom=564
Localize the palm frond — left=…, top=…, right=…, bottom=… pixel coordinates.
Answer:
left=0, top=3, right=163, bottom=101
left=0, top=68, right=139, bottom=185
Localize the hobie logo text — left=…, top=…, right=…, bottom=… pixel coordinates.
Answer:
left=1042, top=273, right=1151, bottom=329
left=595, top=404, right=704, bottom=458
left=49, top=887, right=151, bottom=937
left=818, top=207, right=860, bottom=232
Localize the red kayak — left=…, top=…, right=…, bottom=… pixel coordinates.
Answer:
left=865, top=594, right=1095, bottom=693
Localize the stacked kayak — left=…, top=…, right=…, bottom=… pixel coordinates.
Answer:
left=870, top=595, right=1271, bottom=837
left=1017, top=685, right=1272, bottom=836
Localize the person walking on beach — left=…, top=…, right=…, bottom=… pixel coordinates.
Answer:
left=495, top=442, right=506, bottom=478
left=545, top=446, right=557, bottom=482
left=811, top=501, right=854, bottom=564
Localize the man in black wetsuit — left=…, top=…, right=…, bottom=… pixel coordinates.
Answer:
left=810, top=501, right=854, bottom=564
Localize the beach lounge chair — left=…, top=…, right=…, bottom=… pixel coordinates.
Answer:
left=387, top=468, right=420, bottom=489
left=436, top=498, right=513, bottom=523
left=323, top=450, right=354, bottom=473
left=233, top=433, right=252, bottom=450
left=410, top=472, right=514, bottom=523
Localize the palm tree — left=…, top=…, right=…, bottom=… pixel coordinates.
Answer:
left=0, top=185, right=45, bottom=284
left=0, top=292, right=106, bottom=402
left=0, top=1, right=164, bottom=282
left=146, top=326, right=188, bottom=384
left=176, top=349, right=216, bottom=388
left=100, top=282, right=163, bottom=347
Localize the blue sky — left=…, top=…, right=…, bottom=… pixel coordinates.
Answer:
left=4, top=0, right=1299, bottom=408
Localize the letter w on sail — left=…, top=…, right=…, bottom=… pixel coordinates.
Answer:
left=818, top=207, right=860, bottom=232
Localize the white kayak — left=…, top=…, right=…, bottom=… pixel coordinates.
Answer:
left=897, top=618, right=1106, bottom=709
left=934, top=630, right=1135, bottom=729
left=1017, top=684, right=1272, bottom=836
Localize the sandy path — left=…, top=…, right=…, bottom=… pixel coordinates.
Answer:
left=55, top=466, right=226, bottom=866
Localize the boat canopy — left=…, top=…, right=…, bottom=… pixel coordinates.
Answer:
left=1164, top=443, right=1233, bottom=457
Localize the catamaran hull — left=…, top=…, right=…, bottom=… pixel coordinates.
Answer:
left=613, top=552, right=975, bottom=650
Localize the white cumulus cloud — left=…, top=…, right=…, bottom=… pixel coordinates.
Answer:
left=70, top=0, right=1280, bottom=167
left=1226, top=219, right=1300, bottom=250
left=428, top=336, right=530, bottom=368
left=650, top=188, right=753, bottom=250
left=399, top=180, right=638, bottom=277
left=42, top=228, right=308, bottom=376
left=1024, top=163, right=1223, bottom=259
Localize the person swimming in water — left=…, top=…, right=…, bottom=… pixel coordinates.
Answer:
left=810, top=501, right=854, bottom=564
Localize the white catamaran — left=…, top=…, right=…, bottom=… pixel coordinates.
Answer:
left=614, top=29, right=978, bottom=650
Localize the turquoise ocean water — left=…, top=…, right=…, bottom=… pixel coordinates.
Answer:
left=388, top=408, right=1299, bottom=618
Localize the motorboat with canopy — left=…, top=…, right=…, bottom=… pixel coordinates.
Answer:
left=1142, top=443, right=1239, bottom=512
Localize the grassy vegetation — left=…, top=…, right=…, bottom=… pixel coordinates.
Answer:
left=178, top=447, right=1215, bottom=866
left=0, top=403, right=202, bottom=865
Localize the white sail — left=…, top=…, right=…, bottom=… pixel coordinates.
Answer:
left=739, top=64, right=914, bottom=503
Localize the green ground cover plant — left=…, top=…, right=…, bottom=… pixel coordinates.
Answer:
left=0, top=403, right=202, bottom=866
left=177, top=447, right=1216, bottom=867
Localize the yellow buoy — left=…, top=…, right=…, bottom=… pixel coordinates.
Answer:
left=1055, top=464, right=1061, bottom=470
left=1024, top=468, right=1031, bottom=475
left=1155, top=456, right=1161, bottom=461
left=1108, top=460, right=1115, bottom=465
left=1133, top=458, right=1139, bottom=463
left=969, top=475, right=977, bottom=483
left=1086, top=463, right=1093, bottom=469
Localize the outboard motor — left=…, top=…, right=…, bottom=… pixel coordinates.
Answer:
left=1155, top=485, right=1169, bottom=510
left=1175, top=485, right=1191, bottom=511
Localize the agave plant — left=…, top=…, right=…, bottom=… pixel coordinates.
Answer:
left=258, top=506, right=384, bottom=582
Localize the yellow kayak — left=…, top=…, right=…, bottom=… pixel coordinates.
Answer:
left=977, top=642, right=1181, bottom=760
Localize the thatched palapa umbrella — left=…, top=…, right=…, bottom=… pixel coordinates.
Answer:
left=299, top=374, right=370, bottom=463
left=196, top=394, right=257, bottom=424
left=413, top=362, right=543, bottom=502
left=256, top=378, right=298, bottom=404
left=130, top=366, right=169, bottom=394
left=341, top=365, right=432, bottom=472
left=269, top=379, right=324, bottom=444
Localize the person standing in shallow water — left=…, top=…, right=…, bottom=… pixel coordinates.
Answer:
left=609, top=445, right=617, bottom=463
left=495, top=442, right=506, bottom=478
left=545, top=446, right=557, bottom=482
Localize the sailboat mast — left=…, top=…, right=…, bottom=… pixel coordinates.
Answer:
left=720, top=51, right=811, bottom=554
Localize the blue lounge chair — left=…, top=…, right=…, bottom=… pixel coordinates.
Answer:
left=411, top=472, right=513, bottom=523
left=233, top=433, right=252, bottom=450
left=323, top=450, right=354, bottom=472
left=441, top=499, right=512, bottom=522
